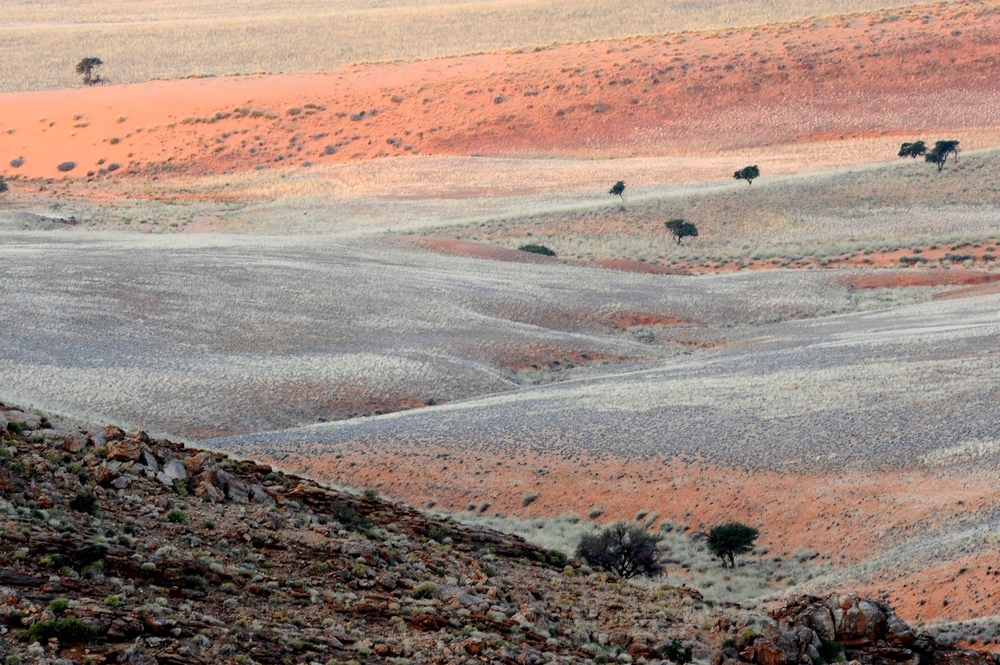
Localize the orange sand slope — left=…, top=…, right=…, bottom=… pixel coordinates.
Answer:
left=1, top=0, right=998, bottom=180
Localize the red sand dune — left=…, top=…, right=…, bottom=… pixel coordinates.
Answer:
left=1, top=1, right=998, bottom=180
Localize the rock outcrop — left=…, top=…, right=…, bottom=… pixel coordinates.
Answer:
left=717, top=595, right=997, bottom=665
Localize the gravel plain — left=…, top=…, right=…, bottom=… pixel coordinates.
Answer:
left=0, top=230, right=953, bottom=440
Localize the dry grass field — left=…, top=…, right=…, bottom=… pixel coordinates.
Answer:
left=2, top=1, right=998, bottom=179
left=1, top=0, right=926, bottom=92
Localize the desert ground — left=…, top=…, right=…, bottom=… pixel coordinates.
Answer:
left=1, top=0, right=999, bottom=645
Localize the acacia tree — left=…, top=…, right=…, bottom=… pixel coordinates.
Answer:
left=666, top=218, right=698, bottom=245
left=925, top=140, right=960, bottom=172
left=75, top=57, right=104, bottom=86
left=609, top=180, right=626, bottom=202
left=733, top=165, right=760, bottom=186
left=898, top=141, right=927, bottom=158
left=706, top=522, right=758, bottom=568
left=576, top=522, right=663, bottom=579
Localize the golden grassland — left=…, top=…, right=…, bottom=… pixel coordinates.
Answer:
left=0, top=0, right=928, bottom=92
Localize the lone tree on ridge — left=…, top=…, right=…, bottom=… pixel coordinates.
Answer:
left=925, top=140, right=960, bottom=172
left=666, top=218, right=698, bottom=245
left=733, top=165, right=759, bottom=186
left=576, top=522, right=663, bottom=579
left=609, top=180, right=626, bottom=201
left=75, top=57, right=104, bottom=86
left=898, top=141, right=927, bottom=159
left=706, top=522, right=758, bottom=568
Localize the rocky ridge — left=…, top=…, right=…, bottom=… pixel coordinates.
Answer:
left=0, top=403, right=997, bottom=665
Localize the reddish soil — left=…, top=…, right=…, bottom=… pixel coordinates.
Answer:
left=274, top=446, right=1000, bottom=626
left=1, top=1, right=998, bottom=180
left=415, top=237, right=691, bottom=276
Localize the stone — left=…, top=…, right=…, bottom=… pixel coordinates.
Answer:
left=93, top=463, right=119, bottom=486
left=62, top=434, right=86, bottom=453
left=186, top=452, right=217, bottom=475
left=107, top=438, right=143, bottom=462
left=104, top=425, right=126, bottom=442
left=162, top=459, right=187, bottom=483
left=111, top=476, right=132, bottom=490
left=247, top=484, right=275, bottom=506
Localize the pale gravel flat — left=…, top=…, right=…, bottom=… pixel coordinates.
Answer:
left=0, top=230, right=943, bottom=439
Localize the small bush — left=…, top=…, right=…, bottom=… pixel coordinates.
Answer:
left=69, top=491, right=99, bottom=514
left=324, top=145, right=338, bottom=155
left=663, top=637, right=694, bottom=664
left=23, top=617, right=101, bottom=644
left=331, top=501, right=374, bottom=532
left=412, top=581, right=439, bottom=599
left=73, top=544, right=108, bottom=568
left=106, top=163, right=121, bottom=172
left=166, top=509, right=185, bottom=523
left=818, top=640, right=845, bottom=663
left=7, top=421, right=25, bottom=436
left=105, top=595, right=122, bottom=608
left=56, top=161, right=77, bottom=172
left=522, top=492, right=540, bottom=507
left=49, top=598, right=70, bottom=615
left=9, top=158, right=23, bottom=168
left=576, top=522, right=662, bottom=579
left=518, top=244, right=556, bottom=256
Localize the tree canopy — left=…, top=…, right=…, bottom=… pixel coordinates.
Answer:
left=666, top=219, right=698, bottom=245
left=609, top=181, right=626, bottom=201
left=898, top=141, right=927, bottom=158
left=576, top=522, right=662, bottom=579
left=925, top=140, right=960, bottom=172
left=706, top=522, right=758, bottom=568
left=75, top=57, right=104, bottom=86
left=733, top=165, right=760, bottom=186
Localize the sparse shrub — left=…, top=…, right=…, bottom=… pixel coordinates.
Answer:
left=424, top=525, right=450, bottom=542
left=0, top=176, right=7, bottom=193
left=818, top=640, right=845, bottom=663
left=331, top=501, right=374, bottom=532
left=7, top=421, right=25, bottom=436
left=73, top=544, right=108, bottom=568
left=69, top=491, right=99, bottom=514
left=23, top=617, right=101, bottom=644
left=9, top=158, right=23, bottom=168
left=324, top=145, right=338, bottom=155
left=522, top=492, right=540, bottom=507
left=663, top=637, right=694, bottom=664
left=588, top=507, right=604, bottom=519
left=412, top=581, right=439, bottom=599
left=57, top=161, right=77, bottom=172
left=362, top=488, right=380, bottom=501
left=105, top=595, right=122, bottom=608
left=518, top=244, right=556, bottom=256
left=576, top=522, right=662, bottom=579
left=166, top=509, right=185, bottom=523
left=49, top=598, right=70, bottom=615
left=106, top=163, right=121, bottom=172
left=706, top=522, right=759, bottom=568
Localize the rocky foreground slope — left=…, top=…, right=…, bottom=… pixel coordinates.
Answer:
left=0, top=403, right=995, bottom=665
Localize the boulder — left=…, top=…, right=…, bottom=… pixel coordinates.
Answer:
left=104, top=425, right=126, bottom=442
left=107, top=438, right=143, bottom=462
left=186, top=452, right=217, bottom=475
left=161, top=460, right=187, bottom=483
left=62, top=434, right=87, bottom=453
